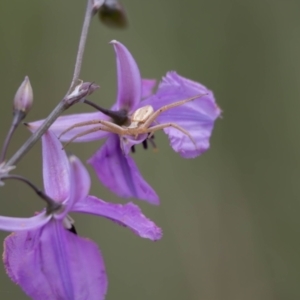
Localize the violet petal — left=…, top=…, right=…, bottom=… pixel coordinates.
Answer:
left=141, top=72, right=221, bottom=158
left=120, top=133, right=148, bottom=156
left=141, top=79, right=157, bottom=98
left=0, top=212, right=50, bottom=232
left=42, top=131, right=70, bottom=202
left=111, top=40, right=142, bottom=110
left=73, top=195, right=162, bottom=241
left=27, top=111, right=110, bottom=142
left=3, top=221, right=107, bottom=300
left=68, top=155, right=91, bottom=205
left=88, top=134, right=159, bottom=204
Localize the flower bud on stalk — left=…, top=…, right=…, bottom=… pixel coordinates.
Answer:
left=98, top=0, right=127, bottom=28
left=13, top=76, right=33, bottom=118
left=0, top=76, right=33, bottom=163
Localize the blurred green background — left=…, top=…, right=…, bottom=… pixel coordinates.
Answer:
left=0, top=0, right=299, bottom=299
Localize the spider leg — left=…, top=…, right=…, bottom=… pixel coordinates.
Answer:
left=97, top=120, right=127, bottom=135
left=143, top=94, right=207, bottom=128
left=58, top=120, right=105, bottom=139
left=62, top=125, right=122, bottom=149
left=148, top=135, right=158, bottom=152
left=58, top=119, right=125, bottom=139
left=146, top=123, right=197, bottom=150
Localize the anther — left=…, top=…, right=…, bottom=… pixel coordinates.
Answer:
left=142, top=140, right=148, bottom=150
left=130, top=135, right=157, bottom=154
left=148, top=135, right=158, bottom=152
left=68, top=224, right=78, bottom=235
left=131, top=145, right=135, bottom=153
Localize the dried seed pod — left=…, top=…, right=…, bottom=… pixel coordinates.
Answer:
left=99, top=0, right=127, bottom=29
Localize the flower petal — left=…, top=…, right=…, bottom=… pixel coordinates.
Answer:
left=0, top=212, right=50, bottom=232
left=69, top=155, right=91, bottom=205
left=141, top=72, right=221, bottom=158
left=111, top=40, right=142, bottom=110
left=120, top=133, right=148, bottom=155
left=88, top=135, right=159, bottom=204
left=27, top=111, right=110, bottom=142
left=3, top=221, right=107, bottom=300
left=73, top=196, right=162, bottom=241
left=42, top=131, right=70, bottom=202
left=141, top=79, right=157, bottom=98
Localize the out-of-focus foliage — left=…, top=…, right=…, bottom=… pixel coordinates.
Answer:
left=0, top=1, right=299, bottom=299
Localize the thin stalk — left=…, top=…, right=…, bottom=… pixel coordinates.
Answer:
left=4, top=0, right=95, bottom=168
left=2, top=175, right=61, bottom=212
left=0, top=125, right=17, bottom=163
left=5, top=101, right=66, bottom=167
left=0, top=111, right=25, bottom=163
left=68, top=0, right=94, bottom=93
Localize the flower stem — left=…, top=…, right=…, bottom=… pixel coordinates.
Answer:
left=5, top=101, right=66, bottom=167
left=0, top=111, right=25, bottom=163
left=4, top=0, right=95, bottom=168
left=68, top=0, right=94, bottom=93
left=1, top=174, right=60, bottom=211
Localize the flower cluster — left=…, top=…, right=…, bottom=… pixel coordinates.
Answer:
left=0, top=1, right=220, bottom=299
left=3, top=131, right=161, bottom=299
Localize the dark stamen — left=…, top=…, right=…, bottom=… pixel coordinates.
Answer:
left=142, top=140, right=148, bottom=149
left=148, top=136, right=157, bottom=150
left=131, top=145, right=135, bottom=153
left=130, top=134, right=156, bottom=153
left=68, top=224, right=77, bottom=235
left=84, top=99, right=129, bottom=126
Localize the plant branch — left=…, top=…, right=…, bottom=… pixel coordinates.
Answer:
left=4, top=0, right=96, bottom=168
left=1, top=174, right=61, bottom=212
left=68, top=0, right=95, bottom=93
left=0, top=111, right=26, bottom=163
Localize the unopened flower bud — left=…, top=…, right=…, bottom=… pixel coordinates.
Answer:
left=13, top=76, right=33, bottom=114
left=99, top=0, right=127, bottom=29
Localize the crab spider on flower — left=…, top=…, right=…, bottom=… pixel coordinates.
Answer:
left=28, top=40, right=221, bottom=205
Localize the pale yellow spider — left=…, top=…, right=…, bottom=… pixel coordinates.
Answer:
left=59, top=94, right=206, bottom=149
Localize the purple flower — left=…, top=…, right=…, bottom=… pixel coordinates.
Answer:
left=28, top=41, right=220, bottom=205
left=1, top=130, right=162, bottom=300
